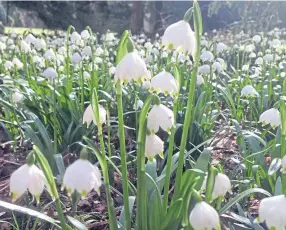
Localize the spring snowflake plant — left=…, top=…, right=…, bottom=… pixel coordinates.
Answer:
left=2, top=1, right=286, bottom=230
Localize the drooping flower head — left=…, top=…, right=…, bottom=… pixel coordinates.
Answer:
left=258, top=195, right=286, bottom=230
left=145, top=134, right=164, bottom=161
left=115, top=37, right=150, bottom=84
left=63, top=150, right=102, bottom=198
left=189, top=201, right=220, bottom=230
left=147, top=104, right=174, bottom=134
left=149, top=71, right=178, bottom=96
left=162, top=20, right=196, bottom=56
left=10, top=152, right=48, bottom=203
left=259, top=108, right=281, bottom=127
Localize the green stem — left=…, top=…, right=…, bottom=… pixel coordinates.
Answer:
left=80, top=64, right=84, bottom=113
left=162, top=96, right=179, bottom=213
left=173, top=1, right=202, bottom=201
left=53, top=79, right=57, bottom=154
left=33, top=147, right=68, bottom=230
left=116, top=83, right=131, bottom=230
left=92, top=89, right=118, bottom=230
left=136, top=94, right=159, bottom=230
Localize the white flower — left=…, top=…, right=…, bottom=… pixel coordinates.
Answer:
left=255, top=57, right=263, bottom=65
left=35, top=38, right=46, bottom=50
left=10, top=164, right=47, bottom=202
left=12, top=58, right=23, bottom=69
left=115, top=52, right=150, bottom=83
left=71, top=31, right=81, bottom=44
left=95, top=47, right=104, bottom=56
left=144, top=42, right=152, bottom=51
left=44, top=49, right=56, bottom=61
left=249, top=52, right=256, bottom=59
left=81, top=30, right=90, bottom=40
left=58, top=46, right=66, bottom=55
left=200, top=51, right=214, bottom=62
left=252, top=35, right=261, bottom=43
left=21, top=40, right=30, bottom=53
left=25, top=34, right=36, bottom=44
left=150, top=71, right=178, bottom=95
left=216, top=42, right=227, bottom=53
left=109, top=66, right=116, bottom=75
left=145, top=134, right=164, bottom=160
left=212, top=173, right=232, bottom=200
left=103, top=32, right=116, bottom=42
left=281, top=155, right=286, bottom=173
left=196, top=75, right=204, bottom=86
left=83, top=71, right=90, bottom=80
left=241, top=85, right=258, bottom=97
left=83, top=104, right=107, bottom=127
left=270, top=39, right=281, bottom=49
left=198, top=65, right=210, bottom=74
left=162, top=20, right=196, bottom=56
left=242, top=64, right=249, bottom=72
left=142, top=81, right=151, bottom=89
left=63, top=159, right=102, bottom=198
left=71, top=52, right=82, bottom=64
left=134, top=99, right=143, bottom=110
left=42, top=67, right=58, bottom=80
left=258, top=195, right=286, bottom=230
left=4, top=61, right=13, bottom=70
left=12, top=92, right=24, bottom=103
left=147, top=104, right=174, bottom=134
left=189, top=201, right=220, bottom=230
left=212, top=62, right=223, bottom=72
left=259, top=108, right=281, bottom=127
left=263, top=54, right=274, bottom=62
left=82, top=46, right=92, bottom=57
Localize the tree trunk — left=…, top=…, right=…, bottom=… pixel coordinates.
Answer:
left=130, top=1, right=144, bottom=34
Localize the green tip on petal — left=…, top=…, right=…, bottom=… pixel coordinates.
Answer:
left=11, top=192, right=18, bottom=202
left=167, top=43, right=174, bottom=50
left=81, top=190, right=87, bottom=199
left=35, top=195, right=40, bottom=204
left=147, top=157, right=154, bottom=162
left=159, top=152, right=164, bottom=159
left=67, top=188, right=73, bottom=196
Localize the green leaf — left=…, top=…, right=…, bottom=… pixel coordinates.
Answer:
left=146, top=159, right=157, bottom=197
left=118, top=196, right=136, bottom=229
left=274, top=177, right=282, bottom=195
left=54, top=154, right=65, bottom=183
left=67, top=216, right=88, bottom=230
left=195, top=147, right=211, bottom=172
left=116, top=30, right=130, bottom=65
left=162, top=199, right=183, bottom=230
left=219, top=188, right=271, bottom=215
left=0, top=201, right=60, bottom=229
